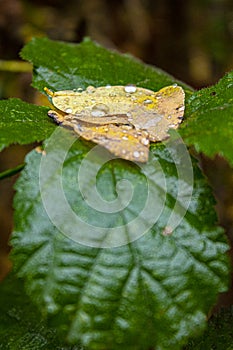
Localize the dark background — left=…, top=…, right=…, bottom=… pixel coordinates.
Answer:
left=1, top=0, right=233, bottom=97
left=0, top=0, right=233, bottom=309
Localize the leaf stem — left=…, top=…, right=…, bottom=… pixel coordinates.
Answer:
left=0, top=60, right=32, bottom=73
left=0, top=163, right=25, bottom=180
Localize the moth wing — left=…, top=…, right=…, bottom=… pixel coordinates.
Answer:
left=73, top=123, right=149, bottom=163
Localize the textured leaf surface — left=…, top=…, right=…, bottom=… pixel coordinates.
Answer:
left=11, top=141, right=229, bottom=350
left=180, top=71, right=233, bottom=166
left=20, top=37, right=192, bottom=95
left=0, top=98, right=55, bottom=151
left=0, top=275, right=231, bottom=350
left=0, top=274, right=82, bottom=350
left=7, top=37, right=230, bottom=349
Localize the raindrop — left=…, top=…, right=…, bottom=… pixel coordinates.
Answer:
left=178, top=106, right=185, bottom=111
left=143, top=99, right=153, bottom=105
left=141, top=138, right=149, bottom=146
left=91, top=103, right=109, bottom=117
left=65, top=108, right=73, bottom=113
left=124, top=85, right=137, bottom=93
left=168, top=124, right=176, bottom=128
left=133, top=151, right=140, bottom=158
left=172, top=83, right=178, bottom=87
left=122, top=136, right=128, bottom=140
left=77, top=87, right=83, bottom=92
left=91, top=110, right=105, bottom=117
left=86, top=86, right=96, bottom=93
left=105, top=84, right=111, bottom=88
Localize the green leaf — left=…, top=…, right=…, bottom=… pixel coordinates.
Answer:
left=0, top=273, right=82, bottom=350
left=20, top=37, right=192, bottom=95
left=0, top=98, right=55, bottom=151
left=180, top=71, right=233, bottom=166
left=11, top=138, right=229, bottom=350
left=7, top=37, right=230, bottom=349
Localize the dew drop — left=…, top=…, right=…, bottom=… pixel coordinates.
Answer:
left=133, top=151, right=140, bottom=158
left=91, top=110, right=106, bottom=117
left=105, top=84, right=111, bottom=88
left=172, top=83, right=178, bottom=87
left=141, top=138, right=149, bottom=146
left=178, top=106, right=185, bottom=111
left=143, top=99, right=153, bottom=104
left=91, top=103, right=109, bottom=117
left=86, top=86, right=96, bottom=93
left=124, top=85, right=137, bottom=93
left=77, top=87, right=83, bottom=92
left=65, top=108, right=73, bottom=113
left=168, top=124, right=176, bottom=128
left=122, top=136, right=128, bottom=140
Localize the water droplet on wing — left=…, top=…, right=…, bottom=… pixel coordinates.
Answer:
left=91, top=103, right=109, bottom=117
left=124, top=85, right=137, bottom=93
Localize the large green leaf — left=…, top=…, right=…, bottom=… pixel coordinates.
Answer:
left=0, top=98, right=55, bottom=151
left=7, top=37, right=230, bottom=349
left=11, top=136, right=229, bottom=350
left=180, top=71, right=233, bottom=166
left=0, top=273, right=82, bottom=350
left=20, top=37, right=192, bottom=95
